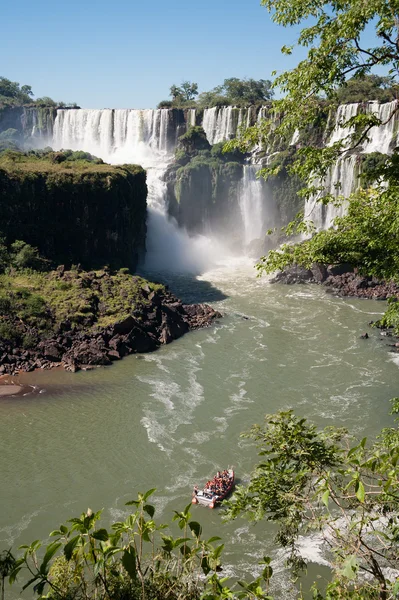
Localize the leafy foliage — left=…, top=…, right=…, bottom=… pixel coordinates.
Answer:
left=257, top=183, right=399, bottom=281
left=6, top=491, right=274, bottom=600
left=0, top=77, right=33, bottom=105
left=336, top=74, right=399, bottom=104
left=224, top=409, right=399, bottom=598
left=198, top=78, right=274, bottom=108
left=169, top=81, right=199, bottom=106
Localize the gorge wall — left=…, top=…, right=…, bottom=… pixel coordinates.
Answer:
left=1, top=101, right=398, bottom=264
left=0, top=154, right=147, bottom=271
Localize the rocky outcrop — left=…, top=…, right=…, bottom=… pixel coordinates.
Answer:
left=271, top=263, right=399, bottom=300
left=0, top=271, right=222, bottom=375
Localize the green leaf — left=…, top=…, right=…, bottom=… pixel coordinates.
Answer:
left=321, top=490, right=330, bottom=507
left=91, top=528, right=109, bottom=541
left=143, top=488, right=156, bottom=501
left=355, top=480, right=365, bottom=503
left=342, top=555, right=358, bottom=580
left=143, top=504, right=155, bottom=518
left=122, top=547, right=137, bottom=581
left=22, top=575, right=39, bottom=591
left=189, top=520, right=202, bottom=538
left=9, top=566, right=23, bottom=584
left=64, top=535, right=80, bottom=561
left=40, top=541, right=62, bottom=573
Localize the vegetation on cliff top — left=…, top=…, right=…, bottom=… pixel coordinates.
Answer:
left=157, top=77, right=274, bottom=109
left=0, top=149, right=147, bottom=272
left=0, top=266, right=165, bottom=345
left=0, top=149, right=143, bottom=176
left=0, top=76, right=77, bottom=108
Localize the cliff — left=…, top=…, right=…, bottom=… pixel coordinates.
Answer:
left=0, top=150, right=147, bottom=271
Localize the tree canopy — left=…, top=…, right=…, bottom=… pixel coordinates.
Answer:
left=158, top=78, right=274, bottom=109
left=0, top=77, right=33, bottom=105
left=230, top=0, right=399, bottom=189
left=197, top=77, right=274, bottom=107
left=169, top=81, right=199, bottom=104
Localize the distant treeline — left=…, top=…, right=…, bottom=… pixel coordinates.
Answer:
left=159, top=74, right=399, bottom=109
left=0, top=76, right=78, bottom=108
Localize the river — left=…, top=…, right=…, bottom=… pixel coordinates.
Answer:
left=1, top=257, right=398, bottom=597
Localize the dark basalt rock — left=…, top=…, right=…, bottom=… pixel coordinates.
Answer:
left=271, top=265, right=315, bottom=284
left=0, top=277, right=222, bottom=376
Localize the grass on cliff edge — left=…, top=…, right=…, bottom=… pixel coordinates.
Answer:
left=0, top=268, right=165, bottom=335
left=0, top=149, right=144, bottom=176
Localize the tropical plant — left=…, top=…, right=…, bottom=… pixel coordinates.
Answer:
left=0, top=550, right=15, bottom=600
left=224, top=404, right=399, bottom=599
left=8, top=489, right=246, bottom=600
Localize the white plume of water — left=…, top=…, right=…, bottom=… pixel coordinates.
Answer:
left=304, top=154, right=359, bottom=231
left=329, top=103, right=359, bottom=147
left=304, top=100, right=398, bottom=232
left=202, top=106, right=254, bottom=145
left=362, top=100, right=399, bottom=154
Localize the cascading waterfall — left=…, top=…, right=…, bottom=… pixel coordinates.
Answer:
left=27, top=99, right=399, bottom=256
left=304, top=154, right=360, bottom=230
left=52, top=108, right=228, bottom=273
left=362, top=100, right=399, bottom=154
left=239, top=166, right=267, bottom=246
left=304, top=100, right=398, bottom=231
left=202, top=106, right=255, bottom=145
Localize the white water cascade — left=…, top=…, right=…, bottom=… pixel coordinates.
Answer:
left=239, top=166, right=268, bottom=246
left=304, top=100, right=398, bottom=231
left=52, top=108, right=229, bottom=273
left=202, top=106, right=255, bottom=145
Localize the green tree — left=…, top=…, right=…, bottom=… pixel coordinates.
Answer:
left=170, top=81, right=198, bottom=103
left=0, top=77, right=33, bottom=105
left=231, top=0, right=399, bottom=190
left=35, top=96, right=57, bottom=106
left=336, top=74, right=399, bottom=104
left=224, top=406, right=399, bottom=599
left=0, top=550, right=15, bottom=600
left=197, top=78, right=274, bottom=107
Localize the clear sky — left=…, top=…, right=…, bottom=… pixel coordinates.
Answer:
left=1, top=0, right=382, bottom=109
left=1, top=0, right=313, bottom=109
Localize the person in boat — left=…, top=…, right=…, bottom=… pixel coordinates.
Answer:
left=193, top=485, right=198, bottom=495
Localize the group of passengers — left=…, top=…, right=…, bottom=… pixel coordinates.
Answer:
left=201, top=470, right=232, bottom=498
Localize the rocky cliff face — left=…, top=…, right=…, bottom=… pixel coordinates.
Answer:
left=0, top=152, right=147, bottom=271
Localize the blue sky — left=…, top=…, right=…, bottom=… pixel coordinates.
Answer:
left=1, top=0, right=380, bottom=109
left=1, top=0, right=310, bottom=108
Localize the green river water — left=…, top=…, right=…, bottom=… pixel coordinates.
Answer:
left=1, top=258, right=398, bottom=597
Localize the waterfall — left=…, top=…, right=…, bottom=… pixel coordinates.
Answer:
left=328, top=101, right=399, bottom=154
left=304, top=154, right=360, bottom=230
left=239, top=166, right=266, bottom=245
left=362, top=100, right=399, bottom=154
left=329, top=103, right=359, bottom=147
left=52, top=108, right=226, bottom=273
left=202, top=106, right=255, bottom=145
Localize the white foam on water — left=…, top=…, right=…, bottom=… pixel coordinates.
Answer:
left=0, top=509, right=42, bottom=546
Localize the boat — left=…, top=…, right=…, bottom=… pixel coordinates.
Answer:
left=192, top=468, right=235, bottom=508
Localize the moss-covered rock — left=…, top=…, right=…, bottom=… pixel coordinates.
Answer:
left=0, top=267, right=222, bottom=374
left=0, top=150, right=147, bottom=271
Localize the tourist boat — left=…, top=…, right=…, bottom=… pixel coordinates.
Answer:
left=192, top=468, right=235, bottom=508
